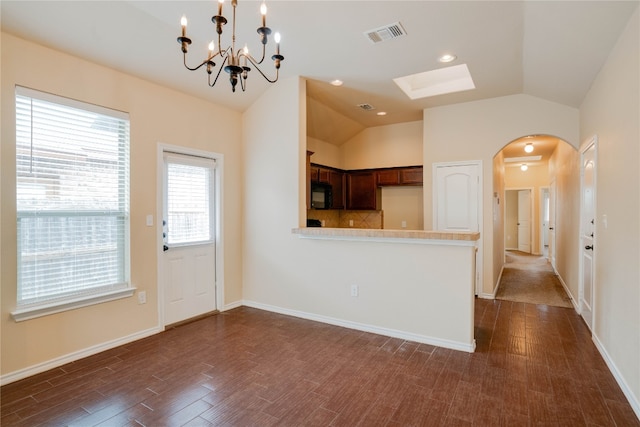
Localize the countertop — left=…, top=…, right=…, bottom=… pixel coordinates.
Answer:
left=292, top=227, right=480, bottom=245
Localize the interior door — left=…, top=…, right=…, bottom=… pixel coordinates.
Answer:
left=580, top=142, right=596, bottom=330
left=162, top=152, right=217, bottom=325
left=434, top=162, right=481, bottom=294
left=435, top=164, right=479, bottom=232
left=517, top=190, right=531, bottom=253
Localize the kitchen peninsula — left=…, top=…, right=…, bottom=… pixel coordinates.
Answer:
left=291, top=226, right=480, bottom=352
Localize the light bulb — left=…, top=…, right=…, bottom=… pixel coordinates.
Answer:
left=520, top=164, right=528, bottom=171
left=180, top=16, right=187, bottom=27
left=243, top=44, right=249, bottom=55
left=208, top=41, right=215, bottom=56
left=274, top=32, right=281, bottom=44
left=524, top=143, right=534, bottom=153
left=260, top=2, right=267, bottom=16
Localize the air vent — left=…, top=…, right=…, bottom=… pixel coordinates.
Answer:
left=364, top=22, right=407, bottom=44
left=357, top=103, right=375, bottom=111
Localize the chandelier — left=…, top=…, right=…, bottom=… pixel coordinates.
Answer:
left=177, top=0, right=284, bottom=92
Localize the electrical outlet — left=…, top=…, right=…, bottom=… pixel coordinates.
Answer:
left=401, top=220, right=407, bottom=228
left=138, top=291, right=147, bottom=304
left=350, top=284, right=359, bottom=297
left=349, top=220, right=354, bottom=227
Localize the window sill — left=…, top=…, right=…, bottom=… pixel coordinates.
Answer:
left=11, top=287, right=136, bottom=322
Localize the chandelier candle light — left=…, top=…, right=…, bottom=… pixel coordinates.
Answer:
left=177, top=0, right=284, bottom=92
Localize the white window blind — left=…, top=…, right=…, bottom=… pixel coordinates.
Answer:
left=164, top=154, right=215, bottom=246
left=15, top=87, right=130, bottom=307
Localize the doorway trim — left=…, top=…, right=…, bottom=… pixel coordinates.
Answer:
left=156, top=143, right=225, bottom=329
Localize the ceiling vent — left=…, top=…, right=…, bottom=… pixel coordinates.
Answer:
left=364, top=22, right=406, bottom=44
left=357, top=103, right=375, bottom=111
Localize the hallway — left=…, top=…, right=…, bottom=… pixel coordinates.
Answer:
left=495, top=251, right=573, bottom=308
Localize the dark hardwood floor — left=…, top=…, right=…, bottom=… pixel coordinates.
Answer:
left=2, top=300, right=639, bottom=426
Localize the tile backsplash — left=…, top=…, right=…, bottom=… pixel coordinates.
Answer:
left=307, top=210, right=383, bottom=229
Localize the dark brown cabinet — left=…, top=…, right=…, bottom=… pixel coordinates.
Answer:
left=347, top=172, right=377, bottom=210
left=377, top=169, right=400, bottom=186
left=329, top=171, right=345, bottom=209
left=399, top=167, right=423, bottom=185
left=309, top=161, right=423, bottom=210
left=376, top=167, right=423, bottom=186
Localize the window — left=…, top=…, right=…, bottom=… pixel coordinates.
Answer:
left=14, top=87, right=131, bottom=320
left=164, top=153, right=215, bottom=247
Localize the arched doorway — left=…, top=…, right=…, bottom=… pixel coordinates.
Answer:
left=492, top=134, right=579, bottom=306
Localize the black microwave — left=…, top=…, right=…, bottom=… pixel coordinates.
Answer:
left=311, top=183, right=332, bottom=209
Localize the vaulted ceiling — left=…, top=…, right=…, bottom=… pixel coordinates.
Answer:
left=2, top=1, right=637, bottom=145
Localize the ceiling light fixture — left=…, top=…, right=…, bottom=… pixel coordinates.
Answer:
left=377, top=111, right=387, bottom=116
left=330, top=79, right=344, bottom=87
left=177, top=0, right=284, bottom=93
left=439, top=54, right=457, bottom=63
left=524, top=142, right=534, bottom=153
left=520, top=164, right=529, bottom=171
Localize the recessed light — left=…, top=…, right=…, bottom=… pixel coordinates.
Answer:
left=520, top=164, right=528, bottom=171
left=439, top=54, right=457, bottom=63
left=330, top=79, right=343, bottom=86
left=377, top=111, right=387, bottom=116
left=524, top=143, right=534, bottom=153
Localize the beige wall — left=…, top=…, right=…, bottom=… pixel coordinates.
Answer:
left=492, top=151, right=506, bottom=288
left=423, top=94, right=580, bottom=297
left=341, top=121, right=423, bottom=170
left=579, top=8, right=640, bottom=410
left=0, top=33, right=244, bottom=378
left=243, top=78, right=476, bottom=351
left=505, top=190, right=519, bottom=250
left=381, top=186, right=424, bottom=230
left=307, top=136, right=342, bottom=169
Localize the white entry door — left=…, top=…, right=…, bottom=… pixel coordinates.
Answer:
left=517, top=190, right=531, bottom=253
left=580, top=140, right=596, bottom=330
left=434, top=162, right=481, bottom=294
left=162, top=152, right=217, bottom=325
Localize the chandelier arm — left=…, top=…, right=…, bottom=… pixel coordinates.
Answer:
left=209, top=55, right=229, bottom=87
left=245, top=56, right=279, bottom=83
left=254, top=43, right=267, bottom=65
left=183, top=53, right=211, bottom=72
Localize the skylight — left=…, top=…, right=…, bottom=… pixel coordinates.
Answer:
left=393, top=64, right=475, bottom=100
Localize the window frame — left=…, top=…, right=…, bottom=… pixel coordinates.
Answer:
left=11, top=86, right=134, bottom=322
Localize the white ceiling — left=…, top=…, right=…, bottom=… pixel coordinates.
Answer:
left=2, top=1, right=638, bottom=145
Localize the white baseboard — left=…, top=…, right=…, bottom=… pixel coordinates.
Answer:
left=242, top=300, right=476, bottom=353
left=479, top=265, right=504, bottom=299
left=223, top=300, right=243, bottom=311
left=592, top=333, right=640, bottom=421
left=0, top=326, right=163, bottom=386
left=554, top=269, right=579, bottom=312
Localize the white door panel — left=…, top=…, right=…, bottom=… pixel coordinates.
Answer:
left=162, top=153, right=217, bottom=326
left=580, top=140, right=596, bottom=330
left=435, top=165, right=479, bottom=232
left=517, top=190, right=531, bottom=253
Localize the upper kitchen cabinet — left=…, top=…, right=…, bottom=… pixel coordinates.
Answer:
left=347, top=171, right=378, bottom=210
left=377, top=166, right=424, bottom=186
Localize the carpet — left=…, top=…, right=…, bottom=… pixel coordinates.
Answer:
left=495, top=251, right=574, bottom=308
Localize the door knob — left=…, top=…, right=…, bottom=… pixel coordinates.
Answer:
left=585, top=245, right=593, bottom=250
left=163, top=245, right=169, bottom=252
